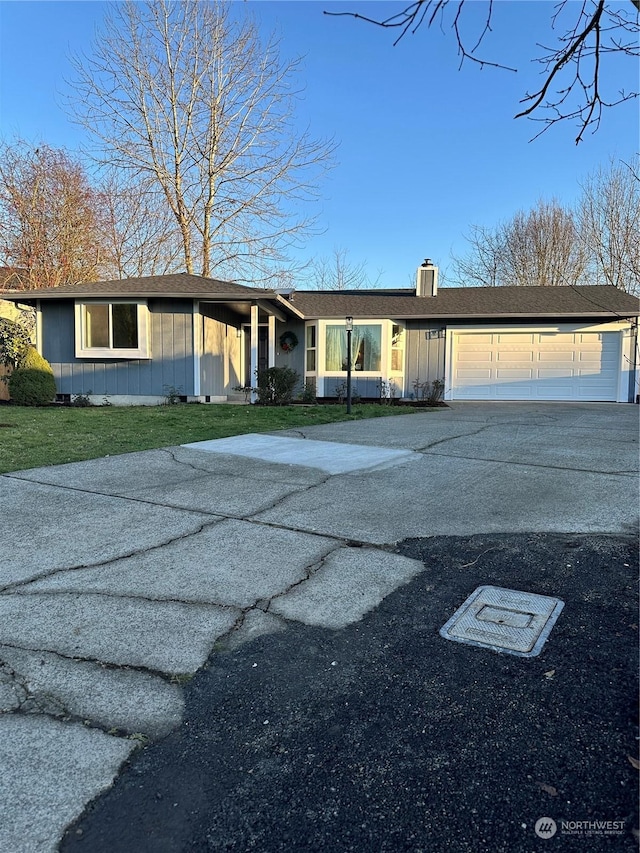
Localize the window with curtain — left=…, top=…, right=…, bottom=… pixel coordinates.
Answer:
left=325, top=324, right=381, bottom=371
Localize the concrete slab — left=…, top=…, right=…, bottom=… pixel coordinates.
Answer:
left=9, top=446, right=326, bottom=490
left=0, top=477, right=213, bottom=588
left=268, top=547, right=424, bottom=629
left=255, top=454, right=638, bottom=544
left=0, top=715, right=133, bottom=853
left=0, top=594, right=239, bottom=675
left=276, top=403, right=639, bottom=474
left=23, top=520, right=339, bottom=609
left=0, top=646, right=183, bottom=737
left=181, top=433, right=418, bottom=474
left=117, top=471, right=317, bottom=516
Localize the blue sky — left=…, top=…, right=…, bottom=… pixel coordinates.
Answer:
left=0, top=1, right=638, bottom=287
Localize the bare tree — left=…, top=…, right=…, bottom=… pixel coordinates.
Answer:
left=505, top=201, right=588, bottom=287
left=451, top=199, right=588, bottom=287
left=577, top=158, right=640, bottom=295
left=68, top=0, right=335, bottom=284
left=305, top=247, right=383, bottom=290
left=99, top=170, right=183, bottom=279
left=0, top=140, right=106, bottom=289
left=449, top=225, right=506, bottom=288
left=326, top=1, right=639, bottom=144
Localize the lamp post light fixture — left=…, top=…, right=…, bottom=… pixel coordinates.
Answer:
left=345, top=316, right=353, bottom=414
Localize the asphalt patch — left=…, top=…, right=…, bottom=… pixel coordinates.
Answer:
left=61, top=533, right=638, bottom=853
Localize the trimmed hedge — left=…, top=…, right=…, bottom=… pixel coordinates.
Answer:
left=9, top=368, right=57, bottom=406
left=21, top=346, right=54, bottom=373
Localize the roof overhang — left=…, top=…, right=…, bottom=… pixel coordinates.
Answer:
left=298, top=311, right=639, bottom=321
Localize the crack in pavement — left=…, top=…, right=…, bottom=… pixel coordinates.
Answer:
left=413, top=425, right=492, bottom=451
left=0, top=516, right=228, bottom=595
left=5, top=588, right=244, bottom=612
left=1, top=658, right=70, bottom=718
left=263, top=544, right=345, bottom=613
left=0, top=640, right=193, bottom=685
left=415, top=449, right=638, bottom=477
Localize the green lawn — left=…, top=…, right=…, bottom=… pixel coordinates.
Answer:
left=0, top=402, right=436, bottom=473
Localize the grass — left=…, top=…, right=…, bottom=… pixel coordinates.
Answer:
left=0, top=402, right=439, bottom=473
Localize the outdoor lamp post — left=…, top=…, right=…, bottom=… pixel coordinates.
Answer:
left=345, top=316, right=353, bottom=414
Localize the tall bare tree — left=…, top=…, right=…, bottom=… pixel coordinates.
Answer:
left=305, top=247, right=383, bottom=290
left=99, top=170, right=183, bottom=279
left=68, top=0, right=335, bottom=284
left=451, top=199, right=588, bottom=287
left=577, top=158, right=640, bottom=295
left=327, top=1, right=639, bottom=144
left=0, top=140, right=106, bottom=289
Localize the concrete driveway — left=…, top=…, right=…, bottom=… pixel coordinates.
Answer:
left=0, top=402, right=637, bottom=852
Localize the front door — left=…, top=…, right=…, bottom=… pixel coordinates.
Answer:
left=243, top=324, right=269, bottom=386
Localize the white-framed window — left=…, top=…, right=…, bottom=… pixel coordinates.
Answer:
left=305, top=323, right=317, bottom=373
left=324, top=323, right=382, bottom=373
left=390, top=324, right=405, bottom=373
left=75, top=301, right=150, bottom=359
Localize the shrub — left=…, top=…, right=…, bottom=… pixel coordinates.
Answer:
left=71, top=391, right=93, bottom=407
left=9, top=368, right=57, bottom=406
left=0, top=318, right=31, bottom=369
left=255, top=366, right=299, bottom=405
left=299, top=382, right=317, bottom=404
left=20, top=346, right=54, bottom=373
left=412, top=377, right=445, bottom=405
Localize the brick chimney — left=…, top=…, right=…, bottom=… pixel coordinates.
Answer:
left=416, top=259, right=438, bottom=297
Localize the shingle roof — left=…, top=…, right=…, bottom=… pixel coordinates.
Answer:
left=289, top=285, right=640, bottom=319
left=2, top=275, right=637, bottom=320
left=1, top=273, right=266, bottom=299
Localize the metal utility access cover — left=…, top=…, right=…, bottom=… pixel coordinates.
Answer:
left=440, top=586, right=564, bottom=657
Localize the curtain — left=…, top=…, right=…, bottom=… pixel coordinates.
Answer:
left=325, top=325, right=344, bottom=371
left=360, top=326, right=381, bottom=371
left=325, top=324, right=381, bottom=371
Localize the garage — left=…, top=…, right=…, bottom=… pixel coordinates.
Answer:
left=449, top=327, right=622, bottom=402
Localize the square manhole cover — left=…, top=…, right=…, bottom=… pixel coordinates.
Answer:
left=440, top=585, right=564, bottom=657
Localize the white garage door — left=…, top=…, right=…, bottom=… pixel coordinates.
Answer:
left=451, top=329, right=621, bottom=401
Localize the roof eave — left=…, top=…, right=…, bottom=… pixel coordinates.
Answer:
left=2, top=290, right=271, bottom=301
left=298, top=311, right=638, bottom=321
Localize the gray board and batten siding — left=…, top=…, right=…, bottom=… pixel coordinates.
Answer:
left=405, top=321, right=447, bottom=394
left=275, top=319, right=306, bottom=385
left=42, top=299, right=195, bottom=397
left=200, top=302, right=242, bottom=397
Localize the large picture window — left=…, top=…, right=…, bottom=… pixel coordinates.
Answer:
left=325, top=324, right=381, bottom=372
left=75, top=301, right=150, bottom=358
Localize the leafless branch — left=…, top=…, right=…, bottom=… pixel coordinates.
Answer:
left=327, top=0, right=639, bottom=142
left=325, top=0, right=516, bottom=71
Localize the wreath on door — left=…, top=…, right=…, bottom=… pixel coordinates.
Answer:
left=279, top=331, right=299, bottom=353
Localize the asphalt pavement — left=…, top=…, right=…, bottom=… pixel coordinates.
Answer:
left=0, top=401, right=638, bottom=852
